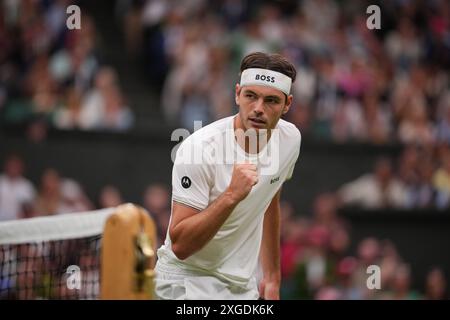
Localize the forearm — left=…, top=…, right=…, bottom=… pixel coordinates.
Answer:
left=170, top=190, right=238, bottom=260
left=260, top=196, right=281, bottom=283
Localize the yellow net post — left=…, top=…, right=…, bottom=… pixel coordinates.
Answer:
left=100, top=203, right=157, bottom=299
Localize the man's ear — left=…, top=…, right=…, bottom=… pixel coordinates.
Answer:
left=235, top=83, right=241, bottom=105
left=282, top=95, right=293, bottom=114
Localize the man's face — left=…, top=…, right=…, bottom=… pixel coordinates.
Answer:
left=235, top=84, right=292, bottom=132
left=5, top=157, right=24, bottom=178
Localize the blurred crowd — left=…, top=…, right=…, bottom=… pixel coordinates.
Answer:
left=0, top=0, right=134, bottom=137
left=280, top=193, right=448, bottom=299
left=117, top=0, right=449, bottom=141
left=3, top=0, right=448, bottom=143
left=339, top=143, right=450, bottom=210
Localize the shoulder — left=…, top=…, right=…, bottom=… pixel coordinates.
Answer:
left=350, top=174, right=377, bottom=187
left=276, top=119, right=302, bottom=157
left=20, top=177, right=34, bottom=187
left=277, top=119, right=301, bottom=144
left=175, top=117, right=232, bottom=164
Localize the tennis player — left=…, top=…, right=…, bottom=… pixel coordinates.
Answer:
left=155, top=52, right=301, bottom=300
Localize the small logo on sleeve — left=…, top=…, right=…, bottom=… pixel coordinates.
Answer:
left=270, top=176, right=280, bottom=184
left=181, top=176, right=192, bottom=188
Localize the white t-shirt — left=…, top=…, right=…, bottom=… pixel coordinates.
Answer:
left=157, top=115, right=301, bottom=288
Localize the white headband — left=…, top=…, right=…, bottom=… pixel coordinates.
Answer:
left=240, top=68, right=292, bottom=95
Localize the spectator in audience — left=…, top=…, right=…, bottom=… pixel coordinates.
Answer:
left=332, top=97, right=367, bottom=142
left=435, top=92, right=450, bottom=144
left=405, top=158, right=438, bottom=208
left=15, top=244, right=43, bottom=299
left=433, top=149, right=450, bottom=209
left=49, top=15, right=98, bottom=93
left=379, top=264, right=422, bottom=300
left=352, top=237, right=382, bottom=299
left=0, top=154, right=36, bottom=221
left=53, top=87, right=84, bottom=129
left=119, top=0, right=145, bottom=57
left=397, top=145, right=420, bottom=187
left=397, top=99, right=435, bottom=146
left=101, top=85, right=134, bottom=131
left=378, top=240, right=402, bottom=291
left=280, top=200, right=295, bottom=243
left=143, top=183, right=170, bottom=246
left=363, top=93, right=392, bottom=144
left=312, top=192, right=343, bottom=231
left=336, top=57, right=371, bottom=99
left=338, top=157, right=407, bottom=209
left=79, top=67, right=134, bottom=131
left=34, top=168, right=65, bottom=216
left=311, top=56, right=338, bottom=140
left=98, top=185, right=124, bottom=208
left=314, top=285, right=341, bottom=300
left=292, top=225, right=332, bottom=299
left=334, top=256, right=363, bottom=300
left=424, top=267, right=447, bottom=300
left=34, top=168, right=92, bottom=216
left=328, top=224, right=350, bottom=260
left=61, top=177, right=93, bottom=212
left=385, top=17, right=424, bottom=70
left=280, top=217, right=309, bottom=281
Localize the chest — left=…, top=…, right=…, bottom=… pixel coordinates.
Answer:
left=210, top=162, right=287, bottom=203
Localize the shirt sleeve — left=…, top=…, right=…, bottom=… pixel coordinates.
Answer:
left=172, top=141, right=213, bottom=211
left=285, top=131, right=301, bottom=181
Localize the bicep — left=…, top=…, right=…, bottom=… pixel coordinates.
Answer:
left=169, top=200, right=200, bottom=239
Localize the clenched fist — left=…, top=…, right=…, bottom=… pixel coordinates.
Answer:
left=227, top=163, right=258, bottom=203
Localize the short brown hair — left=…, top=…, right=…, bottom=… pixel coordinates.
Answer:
left=240, top=52, right=297, bottom=83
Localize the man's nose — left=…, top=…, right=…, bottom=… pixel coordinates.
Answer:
left=253, top=98, right=264, bottom=115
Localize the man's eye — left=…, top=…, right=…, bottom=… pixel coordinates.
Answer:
left=266, top=99, right=276, bottom=104
left=246, top=94, right=255, bottom=99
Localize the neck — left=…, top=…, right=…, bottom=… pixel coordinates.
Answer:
left=234, top=115, right=271, bottom=154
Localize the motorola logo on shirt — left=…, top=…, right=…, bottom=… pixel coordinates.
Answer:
left=181, top=176, right=192, bottom=188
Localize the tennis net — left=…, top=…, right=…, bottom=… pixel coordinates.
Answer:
left=0, top=208, right=115, bottom=300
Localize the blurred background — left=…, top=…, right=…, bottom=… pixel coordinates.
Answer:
left=0, top=0, right=449, bottom=299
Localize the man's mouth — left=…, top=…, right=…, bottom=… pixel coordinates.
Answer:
left=248, top=117, right=266, bottom=124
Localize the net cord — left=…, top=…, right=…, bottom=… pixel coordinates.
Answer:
left=0, top=208, right=116, bottom=245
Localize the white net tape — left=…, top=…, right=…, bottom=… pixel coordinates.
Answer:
left=0, top=208, right=116, bottom=245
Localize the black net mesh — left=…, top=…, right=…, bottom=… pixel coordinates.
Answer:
left=0, top=235, right=101, bottom=300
